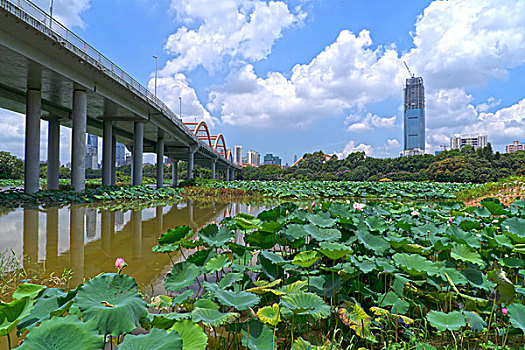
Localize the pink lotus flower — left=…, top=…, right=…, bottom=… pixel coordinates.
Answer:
left=353, top=202, right=365, bottom=211
left=115, top=257, right=126, bottom=269
left=502, top=308, right=508, bottom=315
left=411, top=210, right=419, bottom=216
left=311, top=201, right=316, bottom=207
left=448, top=217, right=453, bottom=223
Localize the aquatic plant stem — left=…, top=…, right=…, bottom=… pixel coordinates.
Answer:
left=6, top=334, right=11, bottom=350
left=485, top=295, right=496, bottom=342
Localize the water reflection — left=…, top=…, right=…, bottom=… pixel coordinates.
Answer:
left=1, top=199, right=270, bottom=289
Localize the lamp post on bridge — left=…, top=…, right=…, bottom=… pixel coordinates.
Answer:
left=179, top=96, right=181, bottom=119
left=153, top=55, right=158, bottom=97
left=49, top=0, right=54, bottom=29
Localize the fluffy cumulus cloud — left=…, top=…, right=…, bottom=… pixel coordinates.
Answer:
left=335, top=140, right=374, bottom=158
left=335, top=138, right=402, bottom=159
left=209, top=30, right=403, bottom=128
left=32, top=0, right=91, bottom=28
left=405, top=0, right=525, bottom=89
left=149, top=74, right=218, bottom=128
left=345, top=111, right=397, bottom=133
left=163, top=0, right=305, bottom=73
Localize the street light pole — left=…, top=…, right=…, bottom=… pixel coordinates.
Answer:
left=179, top=97, right=182, bottom=119
left=49, top=0, right=54, bottom=29
left=153, top=55, right=158, bottom=97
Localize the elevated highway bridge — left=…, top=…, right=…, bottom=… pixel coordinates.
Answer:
left=0, top=0, right=239, bottom=193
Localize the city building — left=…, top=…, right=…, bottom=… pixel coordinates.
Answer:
left=450, top=134, right=487, bottom=150
left=85, top=134, right=98, bottom=169
left=506, top=141, right=525, bottom=153
left=246, top=150, right=260, bottom=166
left=403, top=76, right=425, bottom=156
left=263, top=153, right=282, bottom=166
left=234, top=145, right=242, bottom=165
left=116, top=143, right=127, bottom=166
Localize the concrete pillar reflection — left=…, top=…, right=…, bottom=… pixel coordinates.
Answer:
left=156, top=206, right=164, bottom=235
left=69, top=205, right=85, bottom=286
left=188, top=151, right=194, bottom=179
left=131, top=210, right=142, bottom=259
left=71, top=90, right=87, bottom=192
left=101, top=210, right=113, bottom=253
left=24, top=89, right=41, bottom=194
left=132, top=122, right=143, bottom=186
left=156, top=130, right=164, bottom=189
left=211, top=159, right=216, bottom=180
left=45, top=207, right=59, bottom=269
left=47, top=117, right=60, bottom=190
left=23, top=208, right=39, bottom=268
left=102, top=120, right=113, bottom=185
left=171, top=159, right=178, bottom=187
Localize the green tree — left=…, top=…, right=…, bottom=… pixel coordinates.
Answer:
left=0, top=151, right=24, bottom=179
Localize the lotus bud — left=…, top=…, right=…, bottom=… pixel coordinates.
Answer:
left=115, top=257, right=126, bottom=268
left=502, top=307, right=508, bottom=315
left=353, top=202, right=365, bottom=211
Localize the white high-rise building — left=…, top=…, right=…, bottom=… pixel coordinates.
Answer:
left=450, top=134, right=487, bottom=150
left=247, top=150, right=260, bottom=166
left=234, top=145, right=242, bottom=164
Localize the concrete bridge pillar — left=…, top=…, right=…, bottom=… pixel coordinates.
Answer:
left=71, top=89, right=87, bottom=192
left=111, top=136, right=116, bottom=185
left=231, top=169, right=235, bottom=181
left=102, top=120, right=113, bottom=186
left=226, top=167, right=230, bottom=181
left=156, top=130, right=164, bottom=189
left=171, top=159, right=178, bottom=187
left=24, top=89, right=41, bottom=194
left=47, top=116, right=60, bottom=190
left=211, top=158, right=217, bottom=179
left=132, top=121, right=144, bottom=186
left=188, top=145, right=198, bottom=179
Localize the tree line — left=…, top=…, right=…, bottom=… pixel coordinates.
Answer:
left=240, top=144, right=525, bottom=183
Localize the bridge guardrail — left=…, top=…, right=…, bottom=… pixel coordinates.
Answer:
left=0, top=0, right=234, bottom=164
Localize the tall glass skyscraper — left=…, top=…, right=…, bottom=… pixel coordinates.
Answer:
left=403, top=77, right=425, bottom=153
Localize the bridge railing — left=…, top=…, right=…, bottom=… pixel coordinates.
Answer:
left=0, top=0, right=233, bottom=164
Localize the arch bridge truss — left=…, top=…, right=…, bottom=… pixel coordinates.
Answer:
left=184, top=121, right=232, bottom=162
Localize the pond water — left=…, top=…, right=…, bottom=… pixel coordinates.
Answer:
left=0, top=199, right=273, bottom=292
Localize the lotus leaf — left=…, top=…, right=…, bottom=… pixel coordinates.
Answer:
left=117, top=328, right=182, bottom=349
left=281, top=291, right=330, bottom=319
left=463, top=311, right=486, bottom=332
left=257, top=304, right=281, bottom=326
left=193, top=299, right=219, bottom=310
left=488, top=269, right=515, bottom=304
left=426, top=311, right=466, bottom=331
left=144, top=313, right=191, bottom=330
left=217, top=272, right=244, bottom=288
left=205, top=254, right=231, bottom=273
left=246, top=279, right=284, bottom=295
left=355, top=228, right=390, bottom=255
left=317, top=242, right=352, bottom=260
left=172, top=290, right=194, bottom=305
left=199, top=224, right=233, bottom=247
left=170, top=320, right=208, bottom=350
left=204, top=282, right=260, bottom=311
left=392, top=253, right=442, bottom=276
left=280, top=280, right=308, bottom=295
left=0, top=297, right=33, bottom=337
left=306, top=212, right=337, bottom=228
left=283, top=224, right=307, bottom=240
left=291, top=338, right=316, bottom=350
left=338, top=302, right=372, bottom=338
left=13, top=283, right=46, bottom=300
left=304, top=225, right=341, bottom=242
left=165, top=262, right=201, bottom=292
left=235, top=213, right=262, bottom=231
left=450, top=244, right=484, bottom=267
left=241, top=320, right=274, bottom=350
left=18, top=316, right=103, bottom=350
left=259, top=250, right=286, bottom=264
left=191, top=308, right=238, bottom=326
left=503, top=217, right=525, bottom=243
left=292, top=250, right=320, bottom=268
left=158, top=226, right=192, bottom=245
left=75, top=273, right=148, bottom=336
left=365, top=216, right=387, bottom=233
left=508, top=303, right=525, bottom=333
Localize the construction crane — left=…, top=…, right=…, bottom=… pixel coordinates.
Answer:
left=403, top=61, right=415, bottom=78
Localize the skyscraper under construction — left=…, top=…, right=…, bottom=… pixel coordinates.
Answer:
left=403, top=76, right=425, bottom=155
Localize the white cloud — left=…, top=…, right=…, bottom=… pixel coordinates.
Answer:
left=475, top=97, right=502, bottom=113
left=32, top=0, right=90, bottom=28
left=335, top=140, right=374, bottom=159
left=345, top=112, right=397, bottom=132
left=149, top=74, right=218, bottom=128
left=209, top=30, right=403, bottom=128
left=404, top=0, right=525, bottom=89
left=163, top=0, right=304, bottom=73
left=385, top=138, right=401, bottom=150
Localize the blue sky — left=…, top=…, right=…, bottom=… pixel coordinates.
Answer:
left=2, top=0, right=525, bottom=164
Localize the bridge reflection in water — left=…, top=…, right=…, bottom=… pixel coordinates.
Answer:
left=5, top=199, right=266, bottom=289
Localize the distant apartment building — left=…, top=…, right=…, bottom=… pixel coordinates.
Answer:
left=506, top=141, right=525, bottom=154
left=247, top=150, right=260, bottom=166
left=85, top=134, right=98, bottom=169
left=115, top=143, right=127, bottom=166
left=263, top=153, right=282, bottom=166
left=450, top=134, right=487, bottom=150
left=234, top=145, right=242, bottom=164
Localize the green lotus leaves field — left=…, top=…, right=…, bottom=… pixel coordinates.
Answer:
left=3, top=193, right=525, bottom=349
